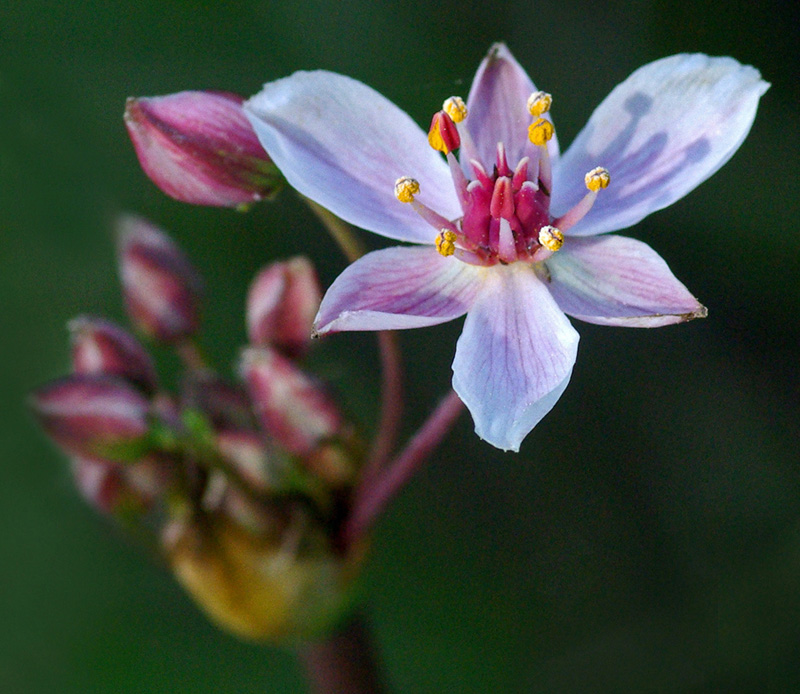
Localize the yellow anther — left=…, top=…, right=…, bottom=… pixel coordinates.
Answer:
left=528, top=118, right=554, bottom=146
left=584, top=166, right=610, bottom=192
left=527, top=91, right=553, bottom=117
left=443, top=96, right=468, bottom=123
left=428, top=124, right=447, bottom=154
left=435, top=229, right=457, bottom=257
left=538, top=225, right=564, bottom=252
left=394, top=176, right=420, bottom=203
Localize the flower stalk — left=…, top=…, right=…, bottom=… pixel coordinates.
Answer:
left=344, top=389, right=464, bottom=547
left=299, top=616, right=386, bottom=694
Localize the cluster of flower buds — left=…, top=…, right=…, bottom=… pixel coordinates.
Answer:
left=124, top=91, right=283, bottom=208
left=30, top=215, right=365, bottom=642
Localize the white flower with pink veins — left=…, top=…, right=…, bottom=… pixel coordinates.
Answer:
left=245, top=43, right=768, bottom=451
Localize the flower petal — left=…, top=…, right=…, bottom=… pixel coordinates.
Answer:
left=551, top=54, right=769, bottom=236
left=546, top=235, right=706, bottom=326
left=462, top=43, right=559, bottom=173
left=245, top=72, right=460, bottom=244
left=452, top=265, right=579, bottom=452
left=314, top=246, right=482, bottom=334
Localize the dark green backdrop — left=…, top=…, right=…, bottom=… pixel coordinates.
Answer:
left=3, top=1, right=800, bottom=692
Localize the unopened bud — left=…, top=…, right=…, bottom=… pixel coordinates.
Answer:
left=216, top=430, right=277, bottom=493
left=241, top=348, right=341, bottom=457
left=303, top=440, right=360, bottom=489
left=124, top=91, right=282, bottom=207
left=117, top=214, right=204, bottom=344
left=181, top=371, right=257, bottom=432
left=69, top=316, right=157, bottom=394
left=163, top=512, right=360, bottom=642
left=247, top=257, right=321, bottom=358
left=71, top=456, right=165, bottom=515
left=30, top=374, right=152, bottom=462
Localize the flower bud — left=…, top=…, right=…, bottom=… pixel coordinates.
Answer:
left=181, top=371, right=257, bottom=432
left=216, top=430, right=277, bottom=493
left=117, top=214, right=204, bottom=344
left=30, top=374, right=152, bottom=462
left=246, top=257, right=320, bottom=357
left=124, top=91, right=282, bottom=207
left=303, top=440, right=360, bottom=489
left=241, top=347, right=341, bottom=457
left=69, top=315, right=157, bottom=394
left=71, top=456, right=165, bottom=515
left=162, top=512, right=360, bottom=642
left=200, top=472, right=286, bottom=535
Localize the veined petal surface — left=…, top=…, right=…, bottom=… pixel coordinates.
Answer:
left=546, top=235, right=706, bottom=326
left=463, top=43, right=559, bottom=174
left=314, top=246, right=483, bottom=334
left=245, top=71, right=461, bottom=244
left=551, top=54, right=769, bottom=236
left=452, top=265, right=579, bottom=451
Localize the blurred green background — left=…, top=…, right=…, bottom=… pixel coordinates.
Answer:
left=3, top=0, right=800, bottom=691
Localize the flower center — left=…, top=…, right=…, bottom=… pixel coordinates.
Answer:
left=395, top=93, right=609, bottom=267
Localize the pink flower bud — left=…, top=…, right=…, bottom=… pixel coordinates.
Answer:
left=117, top=214, right=203, bottom=344
left=70, top=457, right=126, bottom=514
left=240, top=347, right=341, bottom=456
left=246, top=257, right=320, bottom=357
left=30, top=374, right=152, bottom=462
left=216, top=430, right=276, bottom=492
left=70, top=456, right=165, bottom=515
left=69, top=315, right=157, bottom=394
left=181, top=371, right=257, bottom=432
left=124, top=91, right=282, bottom=207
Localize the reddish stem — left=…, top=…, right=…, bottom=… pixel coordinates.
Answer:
left=299, top=616, right=386, bottom=694
left=362, top=331, right=403, bottom=484
left=344, top=390, right=464, bottom=546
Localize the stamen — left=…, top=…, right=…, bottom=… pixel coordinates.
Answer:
left=538, top=225, right=563, bottom=252
left=585, top=166, right=610, bottom=191
left=527, top=91, right=552, bottom=117
left=394, top=176, right=420, bottom=203
left=394, top=173, right=461, bottom=235
left=453, top=247, right=492, bottom=266
left=411, top=198, right=460, bottom=235
left=435, top=229, right=458, bottom=257
left=446, top=152, right=470, bottom=209
left=443, top=96, right=468, bottom=123
left=428, top=111, right=461, bottom=154
left=528, top=118, right=554, bottom=147
left=553, top=167, right=611, bottom=232
left=538, top=144, right=552, bottom=195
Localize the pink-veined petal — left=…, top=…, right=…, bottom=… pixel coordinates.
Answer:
left=546, top=235, right=706, bottom=326
left=551, top=54, right=769, bottom=236
left=462, top=43, right=559, bottom=174
left=452, top=265, right=579, bottom=452
left=245, top=72, right=460, bottom=244
left=314, top=246, right=483, bottom=334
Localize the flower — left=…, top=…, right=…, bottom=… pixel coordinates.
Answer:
left=244, top=44, right=768, bottom=451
